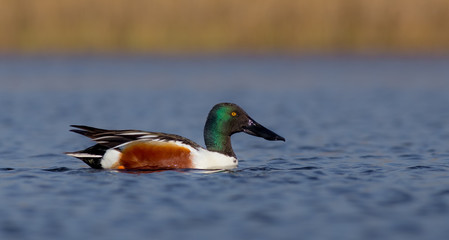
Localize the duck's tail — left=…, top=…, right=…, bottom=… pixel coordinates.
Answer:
left=65, top=144, right=109, bottom=169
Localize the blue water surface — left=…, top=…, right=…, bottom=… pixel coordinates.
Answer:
left=1, top=55, right=449, bottom=240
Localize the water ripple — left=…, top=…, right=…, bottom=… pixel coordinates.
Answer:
left=295, top=156, right=322, bottom=161
left=0, top=168, right=14, bottom=171
left=43, top=167, right=72, bottom=172
left=435, top=189, right=449, bottom=196
left=297, top=146, right=319, bottom=151
left=377, top=189, right=414, bottom=206
left=289, top=166, right=320, bottom=170
left=360, top=155, right=388, bottom=159
left=407, top=165, right=432, bottom=170
left=398, top=154, right=423, bottom=160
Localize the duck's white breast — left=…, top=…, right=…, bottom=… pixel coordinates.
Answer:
left=190, top=148, right=238, bottom=170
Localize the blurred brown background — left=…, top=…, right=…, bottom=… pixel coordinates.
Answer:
left=1, top=0, right=448, bottom=54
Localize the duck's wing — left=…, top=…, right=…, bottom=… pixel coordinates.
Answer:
left=70, top=125, right=202, bottom=149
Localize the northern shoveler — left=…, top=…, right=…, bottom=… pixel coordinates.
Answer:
left=66, top=103, right=285, bottom=170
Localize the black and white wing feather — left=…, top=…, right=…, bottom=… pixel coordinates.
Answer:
left=69, top=125, right=202, bottom=149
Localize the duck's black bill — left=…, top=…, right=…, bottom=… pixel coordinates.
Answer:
left=243, top=117, right=285, bottom=141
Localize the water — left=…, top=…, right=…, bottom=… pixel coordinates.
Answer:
left=1, top=55, right=449, bottom=240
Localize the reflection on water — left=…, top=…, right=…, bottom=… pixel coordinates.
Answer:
left=1, top=56, right=449, bottom=240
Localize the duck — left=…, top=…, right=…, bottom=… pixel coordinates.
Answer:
left=66, top=103, right=285, bottom=170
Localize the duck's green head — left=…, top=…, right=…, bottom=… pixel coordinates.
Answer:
left=204, top=103, right=285, bottom=157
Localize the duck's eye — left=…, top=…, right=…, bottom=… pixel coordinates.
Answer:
left=231, top=112, right=237, bottom=117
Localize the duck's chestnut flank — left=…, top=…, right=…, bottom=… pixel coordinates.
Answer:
left=118, top=141, right=193, bottom=169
